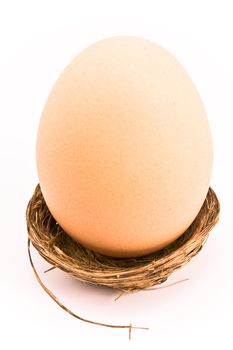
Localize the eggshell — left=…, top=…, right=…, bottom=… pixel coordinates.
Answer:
left=36, top=36, right=213, bottom=258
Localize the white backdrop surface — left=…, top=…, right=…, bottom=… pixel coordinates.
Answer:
left=0, top=1, right=232, bottom=349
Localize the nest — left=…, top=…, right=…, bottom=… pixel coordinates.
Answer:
left=26, top=184, right=220, bottom=292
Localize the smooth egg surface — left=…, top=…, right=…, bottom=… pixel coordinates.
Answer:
left=36, top=36, right=213, bottom=257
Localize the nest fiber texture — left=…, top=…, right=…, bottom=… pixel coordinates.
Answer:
left=26, top=185, right=220, bottom=292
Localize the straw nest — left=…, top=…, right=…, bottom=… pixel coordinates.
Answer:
left=26, top=184, right=220, bottom=292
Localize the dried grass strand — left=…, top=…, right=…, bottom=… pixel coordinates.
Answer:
left=28, top=238, right=148, bottom=338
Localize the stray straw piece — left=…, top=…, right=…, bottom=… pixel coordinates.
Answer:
left=28, top=238, right=149, bottom=338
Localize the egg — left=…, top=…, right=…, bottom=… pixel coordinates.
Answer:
left=36, top=36, right=212, bottom=258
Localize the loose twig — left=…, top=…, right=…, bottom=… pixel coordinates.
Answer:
left=114, top=278, right=189, bottom=300
left=145, top=278, right=189, bottom=291
left=28, top=238, right=149, bottom=339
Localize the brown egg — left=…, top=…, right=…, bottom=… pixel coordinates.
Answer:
left=36, top=36, right=212, bottom=258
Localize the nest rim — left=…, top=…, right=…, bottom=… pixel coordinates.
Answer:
left=26, top=184, right=220, bottom=292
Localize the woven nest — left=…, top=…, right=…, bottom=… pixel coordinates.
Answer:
left=26, top=184, right=220, bottom=292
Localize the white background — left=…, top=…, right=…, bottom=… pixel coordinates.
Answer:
left=0, top=1, right=233, bottom=349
